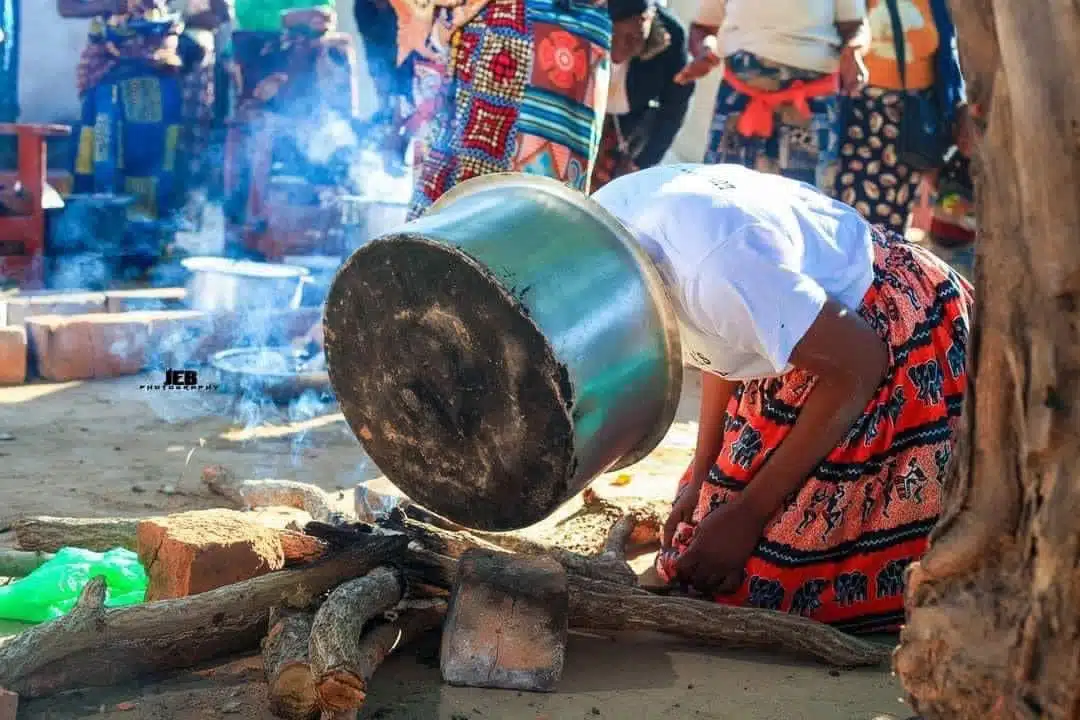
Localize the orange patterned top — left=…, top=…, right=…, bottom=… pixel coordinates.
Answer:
left=864, top=0, right=939, bottom=91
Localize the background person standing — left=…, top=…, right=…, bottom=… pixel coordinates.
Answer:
left=833, top=0, right=970, bottom=234
left=590, top=0, right=693, bottom=190
left=402, top=0, right=612, bottom=219
left=676, top=0, right=870, bottom=191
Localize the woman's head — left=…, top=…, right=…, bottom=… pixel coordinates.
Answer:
left=608, top=0, right=656, bottom=64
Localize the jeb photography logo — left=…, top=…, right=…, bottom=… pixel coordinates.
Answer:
left=140, top=369, right=220, bottom=392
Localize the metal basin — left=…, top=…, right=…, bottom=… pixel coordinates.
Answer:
left=325, top=173, right=682, bottom=530
left=211, top=346, right=332, bottom=403
left=181, top=256, right=310, bottom=312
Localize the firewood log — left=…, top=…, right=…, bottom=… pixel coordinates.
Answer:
left=396, top=546, right=891, bottom=668
left=308, top=567, right=403, bottom=712
left=390, top=517, right=637, bottom=586
left=318, top=599, right=446, bottom=713
left=565, top=575, right=892, bottom=668
left=201, top=468, right=340, bottom=523
left=12, top=515, right=329, bottom=566
left=0, top=533, right=409, bottom=698
left=263, top=609, right=318, bottom=720
left=13, top=516, right=140, bottom=552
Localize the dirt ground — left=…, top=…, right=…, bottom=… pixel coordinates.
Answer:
left=0, top=369, right=912, bottom=720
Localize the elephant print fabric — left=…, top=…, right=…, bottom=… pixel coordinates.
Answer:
left=658, top=228, right=974, bottom=633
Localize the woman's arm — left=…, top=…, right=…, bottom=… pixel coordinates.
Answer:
left=736, top=299, right=888, bottom=524
left=689, top=371, right=738, bottom=491
left=58, top=0, right=124, bottom=18
left=663, top=368, right=738, bottom=547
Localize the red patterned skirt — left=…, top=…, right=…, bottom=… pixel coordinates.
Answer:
left=657, top=228, right=974, bottom=633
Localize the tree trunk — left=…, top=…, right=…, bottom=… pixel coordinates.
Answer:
left=894, top=2, right=1080, bottom=718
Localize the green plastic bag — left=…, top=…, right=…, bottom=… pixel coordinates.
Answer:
left=0, top=547, right=148, bottom=623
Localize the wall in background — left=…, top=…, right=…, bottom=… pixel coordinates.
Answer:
left=17, top=1, right=87, bottom=124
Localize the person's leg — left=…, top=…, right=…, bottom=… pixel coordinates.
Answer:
left=702, top=52, right=759, bottom=169
left=835, top=86, right=922, bottom=233
left=773, top=86, right=839, bottom=190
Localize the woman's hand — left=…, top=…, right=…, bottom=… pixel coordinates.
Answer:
left=838, top=46, right=868, bottom=95
left=662, top=480, right=701, bottom=548
left=674, top=499, right=767, bottom=595
left=675, top=25, right=722, bottom=85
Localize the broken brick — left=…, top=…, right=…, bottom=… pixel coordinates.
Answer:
left=0, top=326, right=27, bottom=385
left=440, top=549, right=569, bottom=692
left=0, top=291, right=107, bottom=326
left=27, top=312, right=155, bottom=381
left=136, top=509, right=286, bottom=601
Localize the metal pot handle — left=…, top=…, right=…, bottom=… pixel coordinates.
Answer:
left=291, top=275, right=314, bottom=308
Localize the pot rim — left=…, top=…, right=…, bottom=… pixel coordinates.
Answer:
left=429, top=172, right=684, bottom=472
left=181, top=256, right=311, bottom=279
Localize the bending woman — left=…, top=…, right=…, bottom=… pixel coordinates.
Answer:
left=591, top=163, right=972, bottom=632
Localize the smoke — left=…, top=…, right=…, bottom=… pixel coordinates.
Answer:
left=32, top=22, right=423, bottom=491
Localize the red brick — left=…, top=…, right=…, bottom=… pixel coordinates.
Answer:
left=0, top=326, right=27, bottom=385
left=105, top=288, right=187, bottom=313
left=440, top=549, right=568, bottom=692
left=1, top=291, right=106, bottom=326
left=136, top=509, right=285, bottom=601
left=0, top=688, right=16, bottom=720
left=26, top=311, right=192, bottom=381
left=24, top=308, right=322, bottom=381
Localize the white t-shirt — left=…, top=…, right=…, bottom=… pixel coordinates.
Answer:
left=695, top=0, right=868, bottom=74
left=591, top=164, right=875, bottom=381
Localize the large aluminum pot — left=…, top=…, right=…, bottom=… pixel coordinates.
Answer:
left=181, top=257, right=310, bottom=312
left=324, top=173, right=682, bottom=531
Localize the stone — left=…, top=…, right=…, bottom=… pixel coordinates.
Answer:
left=136, top=509, right=286, bottom=601
left=0, top=688, right=16, bottom=720
left=105, top=288, right=187, bottom=313
left=440, top=549, right=568, bottom=692
left=0, top=291, right=106, bottom=327
left=0, top=327, right=27, bottom=385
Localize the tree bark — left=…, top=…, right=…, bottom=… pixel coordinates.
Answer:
left=12, top=515, right=329, bottom=566
left=263, top=609, right=319, bottom=720
left=394, top=517, right=638, bottom=586
left=894, top=2, right=1080, bottom=718
left=309, top=567, right=404, bottom=712
left=13, top=516, right=141, bottom=552
left=319, top=600, right=446, bottom=713
left=0, top=534, right=408, bottom=698
left=200, top=469, right=340, bottom=524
